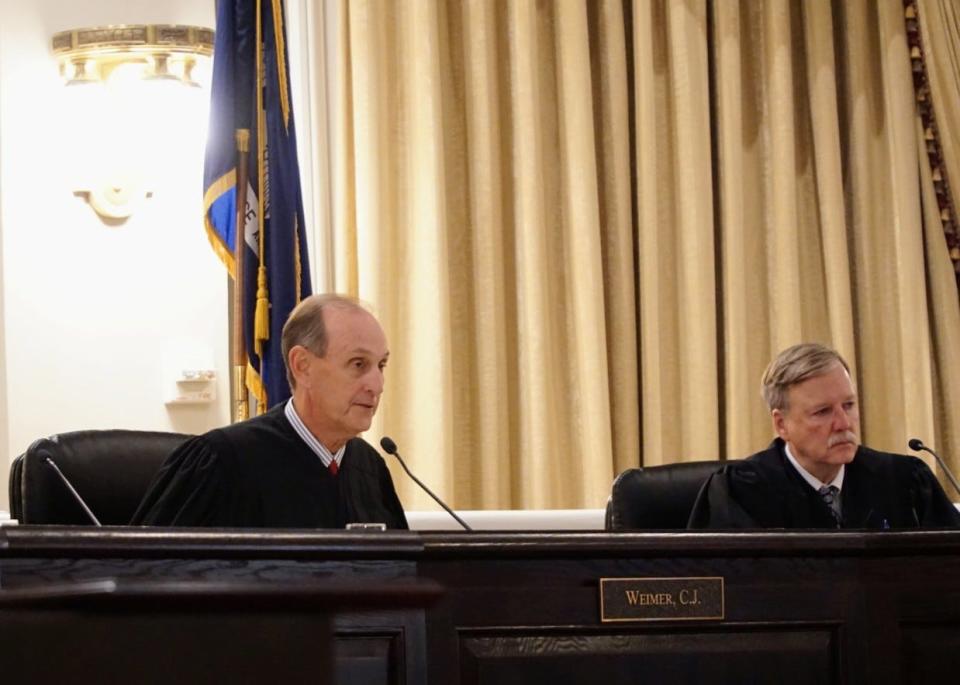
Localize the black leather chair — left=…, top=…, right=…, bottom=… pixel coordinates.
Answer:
left=8, top=430, right=192, bottom=525
left=605, top=461, right=725, bottom=530
left=8, top=452, right=24, bottom=518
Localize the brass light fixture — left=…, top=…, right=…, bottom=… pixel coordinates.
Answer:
left=52, top=25, right=214, bottom=220
left=53, top=25, right=214, bottom=86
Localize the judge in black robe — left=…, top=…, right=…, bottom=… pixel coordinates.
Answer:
left=130, top=404, right=408, bottom=528
left=687, top=438, right=960, bottom=529
left=689, top=342, right=960, bottom=530
left=131, top=294, right=409, bottom=529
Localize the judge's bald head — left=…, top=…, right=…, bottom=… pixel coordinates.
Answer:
left=281, top=294, right=374, bottom=390
left=761, top=343, right=851, bottom=412
left=282, top=294, right=389, bottom=449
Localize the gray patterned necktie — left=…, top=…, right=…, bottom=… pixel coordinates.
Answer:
left=818, top=485, right=842, bottom=528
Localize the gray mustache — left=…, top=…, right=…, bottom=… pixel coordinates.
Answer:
left=828, top=431, right=858, bottom=447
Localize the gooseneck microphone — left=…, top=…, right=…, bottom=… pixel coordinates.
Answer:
left=45, top=457, right=102, bottom=526
left=908, top=438, right=960, bottom=500
left=380, top=437, right=473, bottom=531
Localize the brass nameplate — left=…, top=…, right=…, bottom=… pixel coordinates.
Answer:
left=600, top=576, right=724, bottom=622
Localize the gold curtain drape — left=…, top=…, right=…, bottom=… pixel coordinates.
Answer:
left=917, top=0, right=960, bottom=475
left=313, top=0, right=960, bottom=510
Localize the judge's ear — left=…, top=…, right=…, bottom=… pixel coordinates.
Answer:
left=288, top=345, right=313, bottom=388
left=771, top=408, right=789, bottom=440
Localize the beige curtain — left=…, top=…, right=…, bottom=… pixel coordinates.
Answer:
left=917, top=0, right=960, bottom=477
left=312, top=0, right=960, bottom=510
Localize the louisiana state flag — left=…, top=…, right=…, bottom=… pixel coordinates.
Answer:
left=203, top=0, right=311, bottom=411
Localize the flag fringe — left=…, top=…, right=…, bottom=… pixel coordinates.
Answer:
left=202, top=170, right=238, bottom=277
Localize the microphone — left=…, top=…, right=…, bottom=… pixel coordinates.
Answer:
left=45, top=457, right=102, bottom=526
left=380, top=437, right=473, bottom=531
left=908, top=438, right=960, bottom=500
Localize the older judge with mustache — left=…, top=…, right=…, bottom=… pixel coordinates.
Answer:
left=131, top=294, right=408, bottom=529
left=688, top=343, right=960, bottom=529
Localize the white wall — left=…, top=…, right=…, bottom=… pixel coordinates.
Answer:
left=0, top=0, right=226, bottom=510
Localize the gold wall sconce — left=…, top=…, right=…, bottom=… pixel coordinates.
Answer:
left=52, top=25, right=214, bottom=221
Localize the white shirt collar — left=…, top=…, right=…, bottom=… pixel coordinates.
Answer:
left=783, top=441, right=845, bottom=491
left=284, top=399, right=345, bottom=468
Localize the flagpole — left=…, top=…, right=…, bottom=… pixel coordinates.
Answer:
left=232, top=128, right=251, bottom=423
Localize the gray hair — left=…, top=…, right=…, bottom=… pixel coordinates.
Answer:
left=281, top=293, right=369, bottom=390
left=761, top=343, right=851, bottom=412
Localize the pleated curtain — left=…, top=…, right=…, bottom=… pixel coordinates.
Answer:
left=301, top=0, right=960, bottom=510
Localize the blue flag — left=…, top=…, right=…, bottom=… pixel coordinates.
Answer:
left=203, top=0, right=311, bottom=411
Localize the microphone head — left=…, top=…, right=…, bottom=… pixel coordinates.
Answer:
left=380, top=436, right=398, bottom=455
left=908, top=438, right=924, bottom=452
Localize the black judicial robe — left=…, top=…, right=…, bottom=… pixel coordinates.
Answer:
left=130, top=406, right=408, bottom=529
left=687, top=438, right=960, bottom=529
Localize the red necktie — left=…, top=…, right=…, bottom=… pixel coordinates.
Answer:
left=328, top=460, right=339, bottom=476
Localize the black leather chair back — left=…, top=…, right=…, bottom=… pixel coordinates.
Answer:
left=8, top=452, right=24, bottom=521
left=10, top=430, right=191, bottom=525
left=605, top=461, right=724, bottom=530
